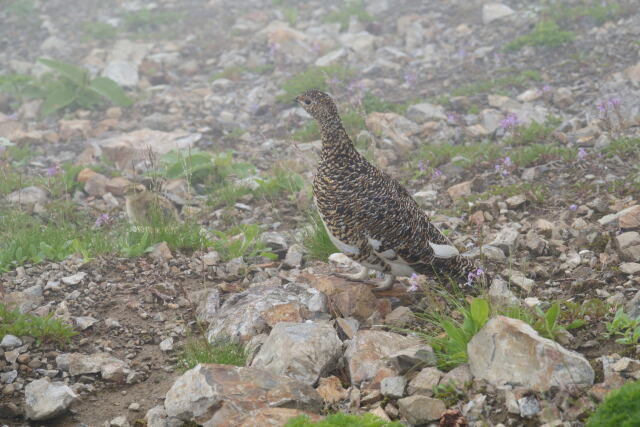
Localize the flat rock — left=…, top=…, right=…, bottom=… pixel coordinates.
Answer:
left=491, top=226, right=520, bottom=256
left=24, top=378, right=78, bottom=421
left=344, top=330, right=423, bottom=387
left=599, top=205, right=640, bottom=226
left=397, top=395, right=446, bottom=424
left=5, top=186, right=48, bottom=207
left=56, top=352, right=128, bottom=379
left=468, top=316, right=594, bottom=391
left=251, top=322, right=342, bottom=386
left=206, top=284, right=327, bottom=342
left=164, top=364, right=322, bottom=424
left=482, top=3, right=515, bottom=24
left=307, top=275, right=378, bottom=322
left=447, top=181, right=473, bottom=201
left=381, top=376, right=406, bottom=398
left=620, top=262, right=640, bottom=275
left=407, top=103, right=446, bottom=123
left=408, top=367, right=443, bottom=396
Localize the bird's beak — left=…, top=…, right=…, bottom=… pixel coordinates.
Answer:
left=294, top=95, right=301, bottom=104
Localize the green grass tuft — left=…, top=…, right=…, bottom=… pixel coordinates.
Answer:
left=303, top=211, right=338, bottom=262
left=286, top=413, right=403, bottom=427
left=323, top=0, right=373, bottom=30
left=178, top=336, right=247, bottom=371
left=587, top=380, right=640, bottom=426
left=505, top=21, right=575, bottom=51
left=0, top=304, right=78, bottom=345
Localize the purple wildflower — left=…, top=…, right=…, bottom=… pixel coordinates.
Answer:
left=95, top=213, right=111, bottom=227
left=609, top=97, right=621, bottom=108
left=447, top=112, right=458, bottom=124
left=569, top=204, right=578, bottom=211
left=46, top=164, right=61, bottom=176
left=432, top=169, right=443, bottom=179
left=466, top=267, right=485, bottom=287
left=347, top=79, right=365, bottom=95
left=596, top=102, right=607, bottom=113
left=577, top=147, right=587, bottom=161
left=408, top=273, right=419, bottom=292
left=495, top=157, right=513, bottom=176
left=500, top=113, right=520, bottom=131
left=418, top=160, right=427, bottom=173
left=503, top=156, right=513, bottom=167
left=404, top=72, right=417, bottom=87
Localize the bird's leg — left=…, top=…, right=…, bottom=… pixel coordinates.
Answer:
left=372, top=274, right=396, bottom=291
left=338, top=266, right=370, bottom=282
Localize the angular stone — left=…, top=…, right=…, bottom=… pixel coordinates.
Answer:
left=365, top=112, right=419, bottom=150
left=5, top=186, right=48, bottom=207
left=24, top=378, right=78, bottom=420
left=0, top=335, right=22, bottom=350
left=206, top=284, right=327, bottom=342
left=397, top=395, right=446, bottom=424
left=599, top=205, right=640, bottom=226
left=308, top=276, right=378, bottom=322
left=344, top=330, right=422, bottom=387
left=56, top=352, right=127, bottom=377
left=619, top=205, right=640, bottom=230
left=620, top=262, right=640, bottom=275
left=284, top=244, right=304, bottom=268
left=387, top=345, right=437, bottom=375
left=385, top=306, right=413, bottom=327
left=482, top=3, right=515, bottom=24
left=491, top=226, right=520, bottom=256
left=380, top=376, right=406, bottom=398
left=440, top=364, right=472, bottom=388
left=408, top=367, right=443, bottom=396
left=447, top=180, right=472, bottom=201
left=316, top=376, right=348, bottom=405
left=468, top=316, right=594, bottom=391
left=616, top=231, right=640, bottom=249
left=407, top=103, right=446, bottom=123
left=506, top=195, right=527, bottom=209
left=164, top=364, right=322, bottom=423
left=251, top=322, right=342, bottom=386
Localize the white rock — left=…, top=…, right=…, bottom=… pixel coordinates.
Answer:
left=103, top=60, right=139, bottom=87
left=5, top=186, right=48, bottom=206
left=160, top=337, right=174, bottom=352
left=483, top=3, right=515, bottom=24
left=61, top=272, right=87, bottom=285
left=24, top=378, right=78, bottom=420
left=380, top=376, right=406, bottom=398
left=468, top=316, right=594, bottom=391
left=407, top=103, right=447, bottom=123
left=0, top=334, right=22, bottom=350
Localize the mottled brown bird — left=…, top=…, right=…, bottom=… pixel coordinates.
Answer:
left=296, top=89, right=482, bottom=290
left=125, top=184, right=179, bottom=225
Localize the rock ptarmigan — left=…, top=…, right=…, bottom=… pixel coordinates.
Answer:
left=296, top=89, right=484, bottom=290
left=125, top=184, right=179, bottom=225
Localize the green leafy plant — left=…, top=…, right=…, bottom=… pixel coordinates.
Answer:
left=362, top=92, right=408, bottom=115
left=418, top=297, right=490, bottom=370
left=505, top=20, right=575, bottom=51
left=122, top=8, right=183, bottom=33
left=178, top=336, right=247, bottom=371
left=451, top=69, right=542, bottom=97
left=255, top=167, right=305, bottom=200
left=587, top=380, right=640, bottom=426
left=286, top=413, right=403, bottom=427
left=505, top=117, right=562, bottom=146
left=606, top=308, right=640, bottom=345
left=0, top=304, right=78, bottom=345
left=35, top=58, right=132, bottom=115
left=323, top=0, right=373, bottom=30
left=121, top=219, right=209, bottom=258
left=433, top=381, right=468, bottom=406
left=211, top=224, right=277, bottom=262
left=303, top=211, right=338, bottom=262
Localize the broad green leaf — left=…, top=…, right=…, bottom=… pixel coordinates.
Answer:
left=566, top=319, right=586, bottom=330
left=88, top=77, right=133, bottom=107
left=40, top=84, right=75, bottom=116
left=470, top=298, right=490, bottom=327
left=38, top=58, right=88, bottom=85
left=545, top=302, right=560, bottom=328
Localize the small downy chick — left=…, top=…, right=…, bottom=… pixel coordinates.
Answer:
left=124, top=184, right=179, bottom=225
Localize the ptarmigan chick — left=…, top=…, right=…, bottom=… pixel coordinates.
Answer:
left=125, top=184, right=179, bottom=225
left=296, top=89, right=484, bottom=290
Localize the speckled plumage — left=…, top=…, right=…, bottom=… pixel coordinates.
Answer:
left=296, top=89, right=480, bottom=290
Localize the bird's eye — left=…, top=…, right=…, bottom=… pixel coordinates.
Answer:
left=304, top=99, right=311, bottom=105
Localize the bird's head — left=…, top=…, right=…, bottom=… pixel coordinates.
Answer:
left=125, top=183, right=147, bottom=197
left=295, top=89, right=339, bottom=122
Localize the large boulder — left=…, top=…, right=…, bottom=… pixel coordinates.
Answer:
left=251, top=322, right=342, bottom=386
left=468, top=316, right=594, bottom=391
left=164, top=364, right=322, bottom=424
left=24, top=378, right=78, bottom=420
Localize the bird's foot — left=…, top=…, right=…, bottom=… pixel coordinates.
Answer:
left=335, top=267, right=371, bottom=282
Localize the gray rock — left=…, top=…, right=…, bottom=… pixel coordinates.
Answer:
left=56, top=352, right=128, bottom=379
left=61, top=271, right=87, bottom=285
left=387, top=344, right=437, bottom=375
left=24, top=378, right=78, bottom=420
left=408, top=367, right=443, bottom=396
left=160, top=338, right=174, bottom=352
left=73, top=316, right=98, bottom=330
left=397, top=395, right=446, bottom=424
left=380, top=376, right=406, bottom=398
left=202, top=251, right=220, bottom=266
left=503, top=270, right=535, bottom=292
left=599, top=205, right=640, bottom=226
left=206, top=284, right=328, bottom=342
left=518, top=395, right=541, bottom=418
left=440, top=364, right=472, bottom=388
left=4, top=285, right=44, bottom=313
left=488, top=277, right=520, bottom=308
left=385, top=306, right=413, bottom=327
left=626, top=289, right=640, bottom=318
left=0, top=370, right=18, bottom=384
left=0, top=334, right=22, bottom=350
left=283, top=244, right=304, bottom=268
left=491, top=226, right=520, bottom=256
left=5, top=186, right=48, bottom=206
left=164, top=364, right=322, bottom=423
left=482, top=3, right=515, bottom=25
left=193, top=288, right=221, bottom=324
left=620, top=262, right=640, bottom=275
left=110, top=415, right=131, bottom=427
left=468, top=316, right=594, bottom=391
left=103, top=60, right=139, bottom=87
left=251, top=322, right=342, bottom=386
left=344, top=330, right=424, bottom=386
left=407, top=103, right=446, bottom=123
